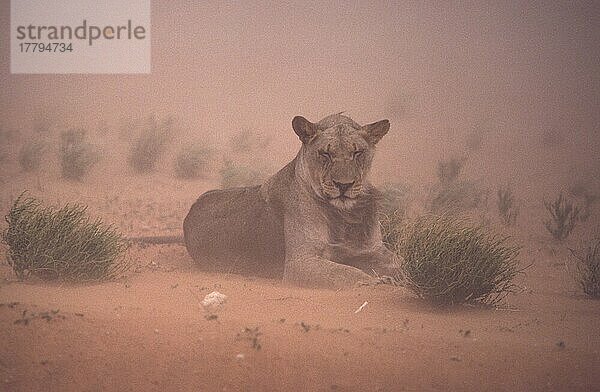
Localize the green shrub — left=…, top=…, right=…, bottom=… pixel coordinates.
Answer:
left=128, top=116, right=173, bottom=173
left=392, top=214, right=521, bottom=305
left=497, top=186, right=519, bottom=226
left=60, top=129, right=100, bottom=181
left=220, top=160, right=266, bottom=189
left=544, top=193, right=580, bottom=241
left=569, top=238, right=600, bottom=298
left=175, top=145, right=211, bottom=179
left=2, top=194, right=128, bottom=281
left=379, top=210, right=403, bottom=251
left=18, top=140, right=45, bottom=172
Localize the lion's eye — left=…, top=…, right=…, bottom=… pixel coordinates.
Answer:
left=319, top=151, right=331, bottom=160
left=353, top=150, right=364, bottom=159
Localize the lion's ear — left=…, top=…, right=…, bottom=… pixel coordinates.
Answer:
left=361, top=120, right=390, bottom=145
left=292, top=116, right=318, bottom=144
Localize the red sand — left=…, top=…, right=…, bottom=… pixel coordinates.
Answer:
left=0, top=170, right=599, bottom=392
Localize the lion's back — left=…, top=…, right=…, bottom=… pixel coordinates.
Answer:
left=183, top=186, right=285, bottom=278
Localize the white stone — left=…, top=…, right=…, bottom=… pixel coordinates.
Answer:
left=201, top=291, right=227, bottom=309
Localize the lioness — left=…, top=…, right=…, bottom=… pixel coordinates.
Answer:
left=183, top=113, right=399, bottom=287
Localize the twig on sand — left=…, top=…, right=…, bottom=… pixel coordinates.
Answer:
left=354, top=301, right=368, bottom=314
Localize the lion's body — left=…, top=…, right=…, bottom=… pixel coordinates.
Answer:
left=183, top=114, right=399, bottom=287
left=184, top=172, right=287, bottom=278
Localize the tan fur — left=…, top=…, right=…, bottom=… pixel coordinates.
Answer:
left=183, top=114, right=399, bottom=288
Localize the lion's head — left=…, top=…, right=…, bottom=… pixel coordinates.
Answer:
left=292, top=113, right=390, bottom=210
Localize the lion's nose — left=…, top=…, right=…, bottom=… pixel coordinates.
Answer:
left=333, top=181, right=354, bottom=195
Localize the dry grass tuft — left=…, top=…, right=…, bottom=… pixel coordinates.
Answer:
left=497, top=186, right=519, bottom=226
left=18, top=140, right=45, bottom=172
left=174, top=145, right=211, bottom=179
left=128, top=116, right=173, bottom=173
left=390, top=214, right=522, bottom=305
left=2, top=194, right=129, bottom=281
left=569, top=239, right=600, bottom=298
left=429, top=156, right=486, bottom=213
left=544, top=193, right=580, bottom=241
left=60, top=129, right=100, bottom=181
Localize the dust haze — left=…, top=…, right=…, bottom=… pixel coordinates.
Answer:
left=1, top=1, right=599, bottom=391
left=2, top=2, right=599, bottom=185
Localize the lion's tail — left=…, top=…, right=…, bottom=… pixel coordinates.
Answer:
left=127, top=235, right=185, bottom=245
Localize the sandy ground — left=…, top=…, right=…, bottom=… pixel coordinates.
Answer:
left=0, top=164, right=599, bottom=392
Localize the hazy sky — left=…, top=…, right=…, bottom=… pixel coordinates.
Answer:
left=1, top=1, right=598, bottom=183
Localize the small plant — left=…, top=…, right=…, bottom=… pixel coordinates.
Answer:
left=229, top=130, right=271, bottom=154
left=128, top=116, right=173, bottom=173
left=544, top=193, right=580, bottom=241
left=568, top=182, right=598, bottom=222
left=379, top=210, right=403, bottom=250
left=18, top=141, right=45, bottom=172
left=2, top=194, right=129, bottom=281
left=497, top=186, right=519, bottom=226
left=429, top=181, right=485, bottom=213
left=428, top=156, right=486, bottom=213
left=392, top=214, right=522, bottom=305
left=174, top=145, right=211, bottom=179
left=436, top=156, right=466, bottom=184
left=220, top=160, right=266, bottom=189
left=569, top=238, right=600, bottom=298
left=60, top=128, right=100, bottom=181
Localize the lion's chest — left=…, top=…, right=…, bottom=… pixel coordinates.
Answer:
left=327, top=219, right=375, bottom=249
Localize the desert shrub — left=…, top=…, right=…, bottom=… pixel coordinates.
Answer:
left=436, top=156, right=466, bottom=184
left=379, top=210, right=403, bottom=250
left=18, top=140, right=45, bottom=172
left=60, top=128, right=100, bottom=181
left=429, top=181, right=485, bottom=213
left=428, top=156, right=486, bottom=213
left=544, top=193, right=580, bottom=241
left=128, top=116, right=173, bottom=173
left=220, top=160, right=266, bottom=189
left=392, top=214, right=521, bottom=305
left=568, top=182, right=598, bottom=222
left=497, top=186, right=519, bottom=226
left=2, top=194, right=128, bottom=281
left=174, top=145, right=211, bottom=179
left=229, top=130, right=271, bottom=153
left=569, top=238, right=600, bottom=298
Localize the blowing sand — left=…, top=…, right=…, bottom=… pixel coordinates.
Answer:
left=0, top=167, right=599, bottom=392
